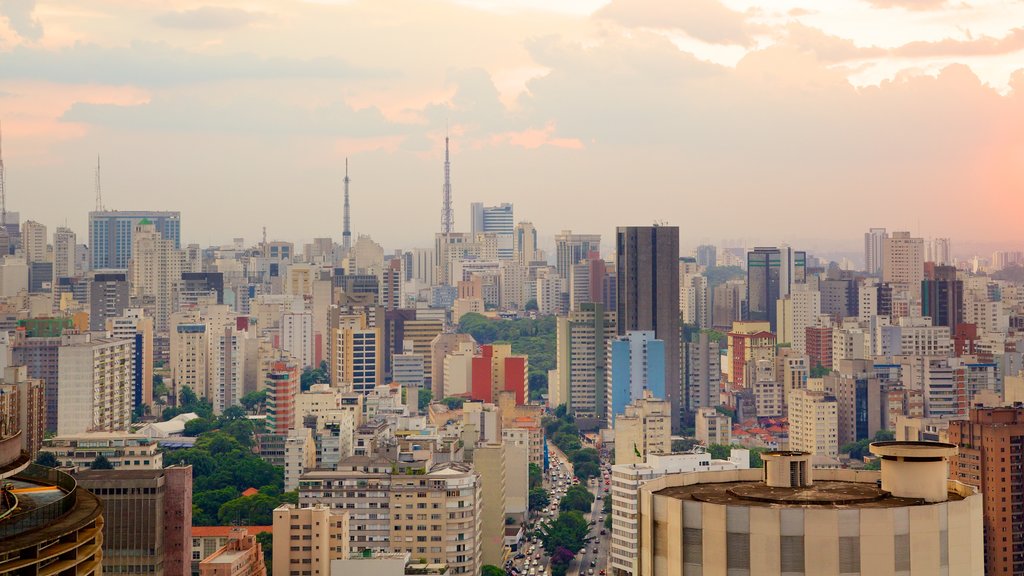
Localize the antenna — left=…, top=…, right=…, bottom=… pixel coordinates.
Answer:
left=0, top=121, right=6, bottom=230
left=342, top=158, right=352, bottom=254
left=94, top=155, right=104, bottom=212
left=441, top=131, right=453, bottom=234
left=262, top=226, right=267, bottom=249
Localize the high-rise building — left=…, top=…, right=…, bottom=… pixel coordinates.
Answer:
left=21, top=219, right=47, bottom=264
left=89, top=272, right=130, bottom=331
left=929, top=237, right=952, bottom=265
left=75, top=465, right=193, bottom=576
left=555, top=230, right=601, bottom=279
left=266, top=361, right=299, bottom=434
left=948, top=406, right=1024, bottom=575
left=788, top=386, right=839, bottom=457
left=430, top=332, right=476, bottom=399
left=746, top=246, right=806, bottom=332
left=332, top=315, right=382, bottom=395
left=883, top=231, right=925, bottom=297
left=679, top=264, right=709, bottom=329
left=616, top=225, right=681, bottom=432
left=635, top=447, right=983, bottom=576
left=89, top=210, right=181, bottom=270
left=0, top=365, right=45, bottom=458
left=695, top=406, right=731, bottom=446
left=610, top=331, right=665, bottom=421
left=129, top=219, right=184, bottom=332
left=471, top=343, right=527, bottom=405
left=57, top=335, right=134, bottom=435
left=614, top=395, right=671, bottom=466
left=272, top=504, right=350, bottom=575
left=695, top=244, right=717, bottom=268
left=864, top=227, right=887, bottom=275
left=514, top=221, right=539, bottom=265
left=281, top=311, right=314, bottom=368
left=683, top=329, right=721, bottom=412
left=107, top=308, right=155, bottom=410
left=712, top=278, right=745, bottom=330
left=470, top=202, right=514, bottom=260
left=557, top=303, right=617, bottom=423
left=53, top=226, right=76, bottom=279
left=922, top=263, right=963, bottom=329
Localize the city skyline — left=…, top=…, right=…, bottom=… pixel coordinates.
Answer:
left=0, top=0, right=1022, bottom=250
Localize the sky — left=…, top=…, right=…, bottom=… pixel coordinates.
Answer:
left=1, top=0, right=1022, bottom=257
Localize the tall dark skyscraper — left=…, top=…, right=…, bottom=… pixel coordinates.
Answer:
left=746, top=246, right=805, bottom=332
left=922, top=263, right=963, bottom=329
left=616, top=225, right=681, bottom=432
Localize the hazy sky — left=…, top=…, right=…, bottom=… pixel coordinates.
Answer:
left=1, top=0, right=1022, bottom=255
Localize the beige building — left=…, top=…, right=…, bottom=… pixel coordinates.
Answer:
left=107, top=308, right=154, bottom=408
left=695, top=406, right=731, bottom=446
left=430, top=332, right=475, bottom=399
left=882, top=231, right=924, bottom=299
left=57, top=335, right=135, bottom=435
left=473, top=443, right=509, bottom=567
left=21, top=219, right=48, bottom=264
left=442, top=340, right=476, bottom=397
left=788, top=387, right=839, bottom=457
left=614, top=396, right=672, bottom=466
left=636, top=446, right=983, bottom=576
left=129, top=220, right=184, bottom=332
left=272, top=504, right=349, bottom=576
left=41, top=432, right=163, bottom=470
left=331, top=314, right=382, bottom=395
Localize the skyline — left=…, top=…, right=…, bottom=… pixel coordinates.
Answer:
left=0, top=0, right=1022, bottom=251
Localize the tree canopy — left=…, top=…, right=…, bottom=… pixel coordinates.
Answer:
left=90, top=455, right=114, bottom=470
left=559, top=484, right=595, bottom=513
left=529, top=488, right=551, bottom=512
left=539, top=511, right=589, bottom=568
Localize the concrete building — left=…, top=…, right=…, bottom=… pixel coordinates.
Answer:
left=266, top=361, right=299, bottom=434
left=53, top=226, right=77, bottom=279
left=883, top=231, right=925, bottom=298
left=609, top=449, right=749, bottom=576
left=864, top=227, right=887, bottom=276
left=332, top=315, right=382, bottom=395
left=75, top=465, right=193, bottom=576
left=554, top=230, right=601, bottom=280
left=470, top=343, right=527, bottom=405
left=89, top=210, right=181, bottom=270
left=21, top=219, right=48, bottom=264
left=636, top=446, right=983, bottom=576
left=41, top=432, right=163, bottom=470
left=129, top=219, right=184, bottom=331
left=683, top=330, right=722, bottom=413
left=617, top=226, right=681, bottom=432
left=514, top=222, right=539, bottom=266
left=948, top=406, right=1024, bottom=575
left=695, top=406, right=731, bottom=446
left=747, top=246, right=806, bottom=333
left=557, top=302, right=617, bottom=423
left=272, top=504, right=349, bottom=576
left=392, top=352, right=425, bottom=390
left=89, top=272, right=131, bottom=331
left=470, top=202, right=514, bottom=260
left=281, top=311, right=314, bottom=369
left=788, top=387, right=839, bottom=457
left=610, top=330, right=665, bottom=421
left=57, top=335, right=134, bottom=435
left=198, top=527, right=267, bottom=576
left=614, top=395, right=672, bottom=466
left=107, top=308, right=155, bottom=410
left=0, top=365, right=45, bottom=458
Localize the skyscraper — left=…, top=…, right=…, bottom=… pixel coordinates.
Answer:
left=21, top=219, right=47, bottom=264
left=555, top=230, right=601, bottom=279
left=514, top=221, right=539, bottom=265
left=89, top=210, right=181, bottom=270
left=53, top=226, right=76, bottom=279
left=883, top=230, right=924, bottom=297
left=616, top=225, right=681, bottom=432
left=922, top=263, right=963, bottom=329
left=557, top=302, right=617, bottom=424
left=470, top=202, right=514, bottom=260
left=864, top=227, right=887, bottom=275
left=746, top=246, right=805, bottom=332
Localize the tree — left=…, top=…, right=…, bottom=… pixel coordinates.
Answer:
left=90, top=454, right=114, bottom=470
left=864, top=459, right=881, bottom=470
left=184, top=418, right=216, bottom=437
left=539, top=511, right=589, bottom=559
left=482, top=565, right=504, bottom=576
left=554, top=404, right=568, bottom=419
left=240, top=390, right=267, bottom=412
left=672, top=438, right=699, bottom=452
left=35, top=451, right=59, bottom=467
left=573, top=461, right=600, bottom=482
left=180, top=386, right=199, bottom=407
left=300, top=361, right=330, bottom=392
left=442, top=397, right=465, bottom=410
left=153, top=374, right=168, bottom=399
left=417, top=389, right=433, bottom=412
left=255, top=531, right=273, bottom=574
left=810, top=364, right=831, bottom=378
left=525, top=299, right=539, bottom=311
left=602, top=498, right=612, bottom=514
left=604, top=514, right=612, bottom=529
left=529, top=462, right=543, bottom=489
left=529, top=488, right=551, bottom=512
left=222, top=405, right=247, bottom=421
left=707, top=444, right=731, bottom=461
left=559, top=484, right=594, bottom=513
left=218, top=493, right=280, bottom=526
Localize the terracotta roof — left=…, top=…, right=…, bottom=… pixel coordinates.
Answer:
left=241, top=487, right=260, bottom=497
left=191, top=526, right=270, bottom=537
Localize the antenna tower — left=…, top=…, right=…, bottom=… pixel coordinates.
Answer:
left=441, top=134, right=453, bottom=234
left=94, top=155, right=104, bottom=212
left=342, top=158, right=352, bottom=253
left=0, top=121, right=6, bottom=230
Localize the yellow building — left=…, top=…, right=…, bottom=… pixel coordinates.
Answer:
left=272, top=504, right=349, bottom=575
left=614, top=395, right=672, bottom=466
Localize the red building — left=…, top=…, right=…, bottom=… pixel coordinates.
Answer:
left=266, top=361, right=299, bottom=434
left=470, top=344, right=528, bottom=404
left=805, top=326, right=833, bottom=370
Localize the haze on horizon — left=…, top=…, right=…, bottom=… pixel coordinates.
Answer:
left=0, top=0, right=1022, bottom=254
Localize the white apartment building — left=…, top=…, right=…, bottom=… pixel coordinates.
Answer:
left=281, top=311, right=314, bottom=369
left=57, top=335, right=134, bottom=435
left=41, top=432, right=163, bottom=470
left=788, top=387, right=839, bottom=457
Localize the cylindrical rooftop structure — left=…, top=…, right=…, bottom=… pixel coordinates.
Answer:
left=870, top=440, right=958, bottom=503
left=761, top=450, right=813, bottom=488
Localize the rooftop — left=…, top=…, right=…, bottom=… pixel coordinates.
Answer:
left=656, top=479, right=965, bottom=509
left=192, top=526, right=271, bottom=538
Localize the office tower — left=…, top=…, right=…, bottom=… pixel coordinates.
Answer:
left=129, top=219, right=184, bottom=332
left=89, top=268, right=130, bottom=327
left=636, top=446, right=983, bottom=576
left=929, top=237, right=951, bottom=265
left=281, top=311, right=314, bottom=368
left=266, top=361, right=299, bottom=434
left=683, top=330, right=721, bottom=412
left=332, top=315, right=382, bottom=395
left=695, top=244, right=717, bottom=268
left=470, top=202, right=514, bottom=260
left=569, top=252, right=607, bottom=310
left=883, top=230, right=925, bottom=296
left=0, top=366, right=45, bottom=457
left=381, top=258, right=402, bottom=310
left=949, top=406, right=1024, bottom=575
left=107, top=308, right=155, bottom=410
left=922, top=263, right=963, bottom=329
left=680, top=265, right=709, bottom=328
left=555, top=230, right=601, bottom=279
left=470, top=343, right=527, bottom=404
left=747, top=246, right=806, bottom=332
left=392, top=352, right=425, bottom=389
left=21, top=219, right=47, bottom=264
left=614, top=396, right=671, bottom=465
left=694, top=406, right=731, bottom=445
left=557, top=302, right=616, bottom=423
left=0, top=432, right=105, bottom=574
left=89, top=210, right=181, bottom=269
left=208, top=323, right=248, bottom=413
left=434, top=231, right=469, bottom=286
left=53, top=226, right=76, bottom=279
left=75, top=465, right=193, bottom=575
left=0, top=255, right=28, bottom=296
left=616, top=225, right=681, bottom=431
left=788, top=386, right=839, bottom=457
left=610, top=331, right=665, bottom=420
left=57, top=334, right=134, bottom=435
left=11, top=323, right=70, bottom=431
left=514, top=221, right=539, bottom=265
left=430, top=332, right=475, bottom=399
left=198, top=528, right=267, bottom=575
left=820, top=274, right=857, bottom=319
left=712, top=278, right=746, bottom=330
left=27, top=260, right=52, bottom=293
left=805, top=325, right=833, bottom=370
left=272, top=504, right=349, bottom=575
left=864, top=227, right=887, bottom=275
left=179, top=271, right=225, bottom=307
left=610, top=450, right=749, bottom=576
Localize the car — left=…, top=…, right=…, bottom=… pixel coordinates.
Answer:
left=514, top=553, right=525, bottom=560
left=588, top=570, right=594, bottom=575
left=593, top=548, right=598, bottom=554
left=599, top=571, right=606, bottom=575
left=590, top=561, right=597, bottom=568
left=600, top=529, right=606, bottom=535
left=535, top=554, right=541, bottom=560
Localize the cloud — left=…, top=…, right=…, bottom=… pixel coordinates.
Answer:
left=782, top=23, right=886, bottom=62
left=595, top=0, right=758, bottom=46
left=154, top=6, right=267, bottom=30
left=892, top=27, right=1024, bottom=58
left=863, top=0, right=947, bottom=10
left=0, top=0, right=43, bottom=40
left=0, top=41, right=375, bottom=86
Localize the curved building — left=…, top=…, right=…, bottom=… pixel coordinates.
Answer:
left=0, top=430, right=104, bottom=574
left=637, top=444, right=983, bottom=575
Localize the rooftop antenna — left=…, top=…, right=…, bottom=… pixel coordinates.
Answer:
left=262, top=226, right=267, bottom=250
left=94, top=155, right=104, bottom=212
left=342, top=158, right=352, bottom=254
left=441, top=125, right=453, bottom=234
left=0, top=121, right=6, bottom=230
